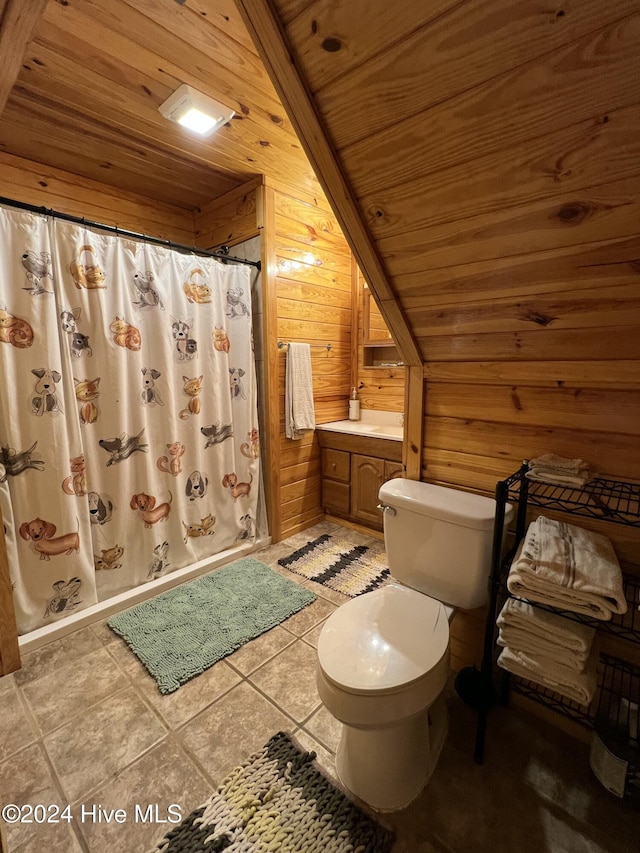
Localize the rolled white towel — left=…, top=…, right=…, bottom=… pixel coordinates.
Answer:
left=507, top=517, right=627, bottom=620
left=497, top=598, right=595, bottom=671
left=497, top=644, right=598, bottom=707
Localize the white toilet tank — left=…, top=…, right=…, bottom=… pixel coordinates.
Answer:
left=378, top=479, right=512, bottom=610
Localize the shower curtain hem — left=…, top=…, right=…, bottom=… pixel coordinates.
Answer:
left=18, top=535, right=271, bottom=654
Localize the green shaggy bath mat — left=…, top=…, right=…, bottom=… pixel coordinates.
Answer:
left=150, top=731, right=394, bottom=853
left=107, top=558, right=315, bottom=694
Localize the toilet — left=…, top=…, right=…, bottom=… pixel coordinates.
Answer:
left=316, top=478, right=513, bottom=812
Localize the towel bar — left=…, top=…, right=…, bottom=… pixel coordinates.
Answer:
left=278, top=340, right=332, bottom=351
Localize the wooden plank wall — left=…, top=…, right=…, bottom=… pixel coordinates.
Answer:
left=272, top=2, right=640, bottom=524
left=275, top=186, right=353, bottom=539
left=0, top=152, right=196, bottom=241
left=193, top=177, right=264, bottom=250
left=193, top=177, right=354, bottom=541
left=271, top=1, right=640, bottom=514
left=0, top=506, right=20, bottom=675
left=263, top=0, right=640, bottom=668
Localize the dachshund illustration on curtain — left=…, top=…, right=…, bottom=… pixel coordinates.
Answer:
left=21, top=250, right=53, bottom=295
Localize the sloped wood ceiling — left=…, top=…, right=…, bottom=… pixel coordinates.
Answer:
left=0, top=0, right=322, bottom=208
left=238, top=0, right=640, bottom=489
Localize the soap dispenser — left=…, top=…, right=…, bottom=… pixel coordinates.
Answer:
left=349, top=387, right=360, bottom=421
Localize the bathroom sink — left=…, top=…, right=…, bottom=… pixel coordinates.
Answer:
left=318, top=419, right=403, bottom=440
left=368, top=425, right=403, bottom=438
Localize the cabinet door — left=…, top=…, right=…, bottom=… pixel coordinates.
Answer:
left=351, top=454, right=386, bottom=529
left=323, top=479, right=351, bottom=515
left=384, top=460, right=404, bottom=482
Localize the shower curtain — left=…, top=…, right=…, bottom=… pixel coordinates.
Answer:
left=0, top=205, right=261, bottom=635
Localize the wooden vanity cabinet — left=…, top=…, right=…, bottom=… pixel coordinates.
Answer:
left=351, top=455, right=404, bottom=527
left=318, top=430, right=404, bottom=531
left=321, top=448, right=351, bottom=515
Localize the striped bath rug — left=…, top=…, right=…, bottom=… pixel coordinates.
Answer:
left=278, top=533, right=392, bottom=597
left=150, top=731, right=394, bottom=853
left=108, top=558, right=315, bottom=694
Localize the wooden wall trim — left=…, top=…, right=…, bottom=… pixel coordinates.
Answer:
left=234, top=0, right=422, bottom=368
left=350, top=254, right=359, bottom=391
left=0, top=504, right=20, bottom=675
left=260, top=184, right=282, bottom=540
left=0, top=0, right=48, bottom=115
left=403, top=365, right=423, bottom=480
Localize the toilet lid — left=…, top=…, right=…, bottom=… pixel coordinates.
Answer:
left=318, top=583, right=449, bottom=695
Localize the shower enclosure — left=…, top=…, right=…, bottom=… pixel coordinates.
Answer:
left=0, top=201, right=265, bottom=645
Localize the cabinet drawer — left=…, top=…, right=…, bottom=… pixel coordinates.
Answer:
left=323, top=479, right=350, bottom=514
left=322, top=448, right=350, bottom=482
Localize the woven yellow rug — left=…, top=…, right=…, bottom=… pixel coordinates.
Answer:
left=150, top=732, right=394, bottom=852
left=278, top=533, right=392, bottom=597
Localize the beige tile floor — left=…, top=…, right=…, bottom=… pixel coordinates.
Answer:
left=0, top=521, right=637, bottom=852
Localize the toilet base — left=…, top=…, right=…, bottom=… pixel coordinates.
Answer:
left=334, top=694, right=448, bottom=812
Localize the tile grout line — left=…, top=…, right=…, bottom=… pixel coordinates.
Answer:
left=6, top=528, right=353, bottom=853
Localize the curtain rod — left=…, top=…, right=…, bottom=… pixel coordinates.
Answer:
left=0, top=195, right=261, bottom=271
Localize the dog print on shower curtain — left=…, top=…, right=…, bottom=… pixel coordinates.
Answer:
left=0, top=206, right=259, bottom=636
left=21, top=250, right=53, bottom=296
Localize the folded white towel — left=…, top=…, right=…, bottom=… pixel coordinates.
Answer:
left=285, top=343, right=316, bottom=440
left=526, top=470, right=592, bottom=488
left=497, top=644, right=598, bottom=707
left=528, top=454, right=587, bottom=474
left=507, top=516, right=627, bottom=620
left=526, top=454, right=592, bottom=488
left=497, top=598, right=595, bottom=671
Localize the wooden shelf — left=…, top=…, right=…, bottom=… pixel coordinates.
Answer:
left=362, top=343, right=403, bottom=368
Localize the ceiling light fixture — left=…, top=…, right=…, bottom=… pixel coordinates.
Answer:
left=158, top=84, right=234, bottom=137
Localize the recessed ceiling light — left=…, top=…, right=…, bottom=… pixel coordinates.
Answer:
left=158, top=84, right=234, bottom=137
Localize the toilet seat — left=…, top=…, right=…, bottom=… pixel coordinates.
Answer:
left=318, top=583, right=449, bottom=696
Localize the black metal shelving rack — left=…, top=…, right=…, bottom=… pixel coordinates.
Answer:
left=469, top=463, right=640, bottom=777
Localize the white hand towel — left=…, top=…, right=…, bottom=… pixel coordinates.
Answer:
left=525, top=470, right=592, bottom=488
left=528, top=453, right=587, bottom=474
left=526, top=454, right=592, bottom=488
left=496, top=598, right=595, bottom=671
left=284, top=343, right=315, bottom=440
left=497, top=644, right=598, bottom=707
left=506, top=516, right=627, bottom=620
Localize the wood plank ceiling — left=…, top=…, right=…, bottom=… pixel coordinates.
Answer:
left=238, top=0, right=640, bottom=370
left=235, top=0, right=640, bottom=492
left=0, top=0, right=322, bottom=209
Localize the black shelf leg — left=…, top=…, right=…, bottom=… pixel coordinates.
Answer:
left=473, top=477, right=510, bottom=764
